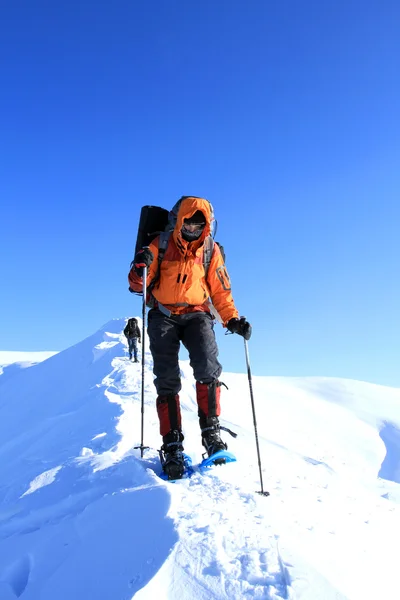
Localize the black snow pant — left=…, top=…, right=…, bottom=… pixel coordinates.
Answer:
left=147, top=309, right=222, bottom=395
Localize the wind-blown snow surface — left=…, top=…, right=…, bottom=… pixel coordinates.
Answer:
left=0, top=319, right=399, bottom=600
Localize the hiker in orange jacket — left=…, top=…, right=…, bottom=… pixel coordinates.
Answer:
left=129, top=196, right=251, bottom=479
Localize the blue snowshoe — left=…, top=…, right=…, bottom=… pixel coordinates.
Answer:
left=199, top=449, right=237, bottom=469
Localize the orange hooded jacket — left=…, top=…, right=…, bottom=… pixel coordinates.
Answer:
left=128, top=197, right=239, bottom=325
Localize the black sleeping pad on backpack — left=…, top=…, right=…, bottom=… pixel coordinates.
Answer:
left=135, top=206, right=170, bottom=256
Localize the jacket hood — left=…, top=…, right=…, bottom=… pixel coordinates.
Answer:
left=173, top=197, right=213, bottom=253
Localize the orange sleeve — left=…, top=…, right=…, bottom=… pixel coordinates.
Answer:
left=128, top=238, right=160, bottom=293
left=207, top=244, right=239, bottom=325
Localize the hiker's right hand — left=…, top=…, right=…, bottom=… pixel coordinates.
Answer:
left=133, top=247, right=154, bottom=277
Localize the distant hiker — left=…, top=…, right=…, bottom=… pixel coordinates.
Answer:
left=128, top=196, right=251, bottom=479
left=123, top=318, right=141, bottom=362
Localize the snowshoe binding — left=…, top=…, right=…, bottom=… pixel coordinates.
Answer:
left=201, top=417, right=228, bottom=465
left=159, top=430, right=185, bottom=480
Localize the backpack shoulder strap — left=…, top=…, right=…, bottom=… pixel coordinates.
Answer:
left=148, top=231, right=171, bottom=294
left=203, top=236, right=214, bottom=280
left=203, top=236, right=225, bottom=324
left=158, top=231, right=170, bottom=259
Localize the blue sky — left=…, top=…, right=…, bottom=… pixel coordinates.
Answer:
left=1, top=1, right=399, bottom=386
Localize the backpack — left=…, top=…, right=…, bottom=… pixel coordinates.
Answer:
left=133, top=198, right=225, bottom=321
left=126, top=318, right=139, bottom=337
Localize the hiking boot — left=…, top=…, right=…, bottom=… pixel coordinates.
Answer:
left=201, top=417, right=227, bottom=460
left=160, top=430, right=185, bottom=480
left=129, top=353, right=132, bottom=360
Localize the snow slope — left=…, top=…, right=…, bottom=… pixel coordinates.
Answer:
left=0, top=318, right=399, bottom=599
left=0, top=351, right=58, bottom=382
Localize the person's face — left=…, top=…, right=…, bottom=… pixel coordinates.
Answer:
left=182, top=222, right=204, bottom=233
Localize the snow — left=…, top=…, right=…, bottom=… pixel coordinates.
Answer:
left=0, top=351, right=58, bottom=379
left=0, top=319, right=399, bottom=599
left=0, top=351, right=58, bottom=367
left=20, top=466, right=63, bottom=498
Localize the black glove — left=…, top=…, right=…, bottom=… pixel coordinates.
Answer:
left=226, top=316, right=252, bottom=341
left=133, top=247, right=154, bottom=277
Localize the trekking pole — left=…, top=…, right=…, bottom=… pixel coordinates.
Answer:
left=243, top=338, right=270, bottom=497
left=134, top=266, right=149, bottom=458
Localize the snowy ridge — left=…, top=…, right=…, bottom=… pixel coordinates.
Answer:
left=0, top=351, right=58, bottom=380
left=0, top=318, right=399, bottom=599
left=0, top=351, right=58, bottom=366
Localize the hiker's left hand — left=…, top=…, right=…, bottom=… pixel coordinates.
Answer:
left=226, top=317, right=252, bottom=340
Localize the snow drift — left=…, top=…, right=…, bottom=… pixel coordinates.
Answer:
left=0, top=319, right=399, bottom=599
